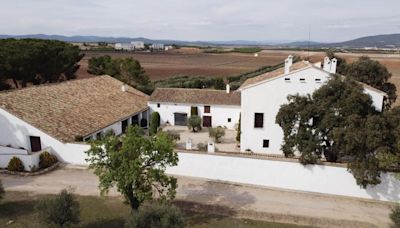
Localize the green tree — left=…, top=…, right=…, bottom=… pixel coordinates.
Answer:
left=390, top=205, right=400, bottom=228
left=36, top=189, right=80, bottom=227
left=85, top=126, right=178, bottom=210
left=0, top=180, right=4, bottom=200
left=344, top=56, right=397, bottom=108
left=126, top=201, right=184, bottom=228
left=187, top=115, right=202, bottom=132
left=149, top=112, right=161, bottom=135
left=209, top=127, right=225, bottom=143
left=87, top=56, right=154, bottom=94
left=213, top=78, right=226, bottom=90
left=236, top=114, right=241, bottom=142
left=0, top=39, right=83, bottom=88
left=276, top=76, right=376, bottom=164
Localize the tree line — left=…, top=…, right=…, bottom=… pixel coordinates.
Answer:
left=0, top=39, right=84, bottom=90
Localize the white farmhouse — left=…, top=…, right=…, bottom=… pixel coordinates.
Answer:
left=0, top=76, right=149, bottom=166
left=238, top=55, right=387, bottom=154
left=148, top=87, right=241, bottom=129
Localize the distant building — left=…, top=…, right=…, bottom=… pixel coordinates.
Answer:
left=131, top=41, right=145, bottom=50
left=151, top=43, right=164, bottom=50
left=115, top=43, right=134, bottom=51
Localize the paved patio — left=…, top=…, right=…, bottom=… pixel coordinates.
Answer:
left=162, top=125, right=240, bottom=152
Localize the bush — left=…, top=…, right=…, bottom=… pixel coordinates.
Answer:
left=39, top=151, right=58, bottom=169
left=126, top=201, right=184, bottom=228
left=7, top=157, right=24, bottom=172
left=236, top=114, right=241, bottom=142
left=187, top=115, right=202, bottom=132
left=197, top=143, right=207, bottom=152
left=209, top=127, right=225, bottom=143
left=390, top=205, right=400, bottom=228
left=0, top=180, right=4, bottom=200
left=190, top=106, right=198, bottom=116
left=36, top=189, right=80, bottom=227
left=149, top=112, right=161, bottom=135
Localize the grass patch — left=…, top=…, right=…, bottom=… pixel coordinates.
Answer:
left=0, top=191, right=308, bottom=228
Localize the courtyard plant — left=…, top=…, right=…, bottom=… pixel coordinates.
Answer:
left=187, top=115, right=202, bottom=132
left=39, top=151, right=58, bottom=169
left=209, top=127, right=225, bottom=143
left=149, top=112, right=161, bottom=135
left=36, top=189, right=80, bottom=227
left=7, top=157, right=24, bottom=172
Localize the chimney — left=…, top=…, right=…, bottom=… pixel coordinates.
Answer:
left=121, top=84, right=128, bottom=92
left=330, top=58, right=337, bottom=74
left=284, top=58, right=290, bottom=74
left=287, top=55, right=293, bottom=67
left=226, top=84, right=230, bottom=94
left=323, top=57, right=331, bottom=72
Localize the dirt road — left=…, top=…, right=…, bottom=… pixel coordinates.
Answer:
left=0, top=166, right=394, bottom=228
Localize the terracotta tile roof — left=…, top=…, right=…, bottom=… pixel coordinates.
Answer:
left=149, top=88, right=241, bottom=106
left=0, top=76, right=149, bottom=142
left=240, top=61, right=311, bottom=89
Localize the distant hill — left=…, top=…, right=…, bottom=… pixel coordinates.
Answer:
left=1, top=33, right=399, bottom=48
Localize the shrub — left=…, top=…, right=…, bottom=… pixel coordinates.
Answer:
left=126, top=201, right=184, bottom=228
left=36, top=189, right=80, bottom=227
left=0, top=180, right=4, bottom=200
left=236, top=114, right=241, bottom=142
left=390, top=205, right=400, bottom=228
left=197, top=143, right=207, bottom=152
left=190, top=106, right=198, bottom=116
left=209, top=127, right=225, bottom=143
left=7, top=157, right=24, bottom=172
left=39, top=151, right=58, bottom=169
left=187, top=115, right=202, bottom=132
left=149, top=112, right=161, bottom=135
left=165, top=130, right=180, bottom=142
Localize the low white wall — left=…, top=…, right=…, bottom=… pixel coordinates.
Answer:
left=167, top=152, right=400, bottom=202
left=0, top=145, right=28, bottom=155
left=0, top=149, right=46, bottom=171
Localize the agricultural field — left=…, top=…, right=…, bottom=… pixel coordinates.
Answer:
left=77, top=48, right=400, bottom=106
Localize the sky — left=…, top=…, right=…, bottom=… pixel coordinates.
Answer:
left=1, top=0, right=399, bottom=42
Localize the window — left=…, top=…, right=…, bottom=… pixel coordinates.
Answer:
left=254, top=113, right=264, bottom=128
left=227, top=118, right=231, bottom=122
left=204, top=105, right=210, bottom=113
left=263, top=140, right=270, bottom=148
left=29, top=136, right=42, bottom=152
left=315, top=78, right=321, bottom=83
left=157, top=103, right=160, bottom=108
left=284, top=78, right=290, bottom=82
left=300, top=78, right=306, bottom=82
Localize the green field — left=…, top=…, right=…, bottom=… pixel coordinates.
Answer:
left=0, top=191, right=308, bottom=228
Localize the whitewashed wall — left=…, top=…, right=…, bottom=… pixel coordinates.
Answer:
left=0, top=108, right=90, bottom=165
left=148, top=102, right=240, bottom=129
left=240, top=67, right=330, bottom=154
left=240, top=66, right=386, bottom=154
left=167, top=152, right=400, bottom=202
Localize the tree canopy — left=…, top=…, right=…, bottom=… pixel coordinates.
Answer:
left=276, top=76, right=400, bottom=187
left=85, top=126, right=178, bottom=210
left=0, top=39, right=83, bottom=89
left=87, top=55, right=154, bottom=94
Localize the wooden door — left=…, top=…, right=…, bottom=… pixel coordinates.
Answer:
left=30, top=136, right=42, bottom=152
left=203, top=116, right=212, bottom=127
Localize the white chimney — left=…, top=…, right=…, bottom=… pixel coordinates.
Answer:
left=226, top=84, right=230, bottom=94
left=121, top=84, right=128, bottom=92
left=287, top=55, right=293, bottom=67
left=284, top=58, right=290, bottom=74
left=330, top=58, right=337, bottom=74
left=323, top=57, right=331, bottom=72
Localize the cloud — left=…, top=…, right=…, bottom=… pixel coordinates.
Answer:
left=0, top=0, right=399, bottom=42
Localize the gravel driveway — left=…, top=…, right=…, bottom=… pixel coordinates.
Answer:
left=0, top=165, right=394, bottom=228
